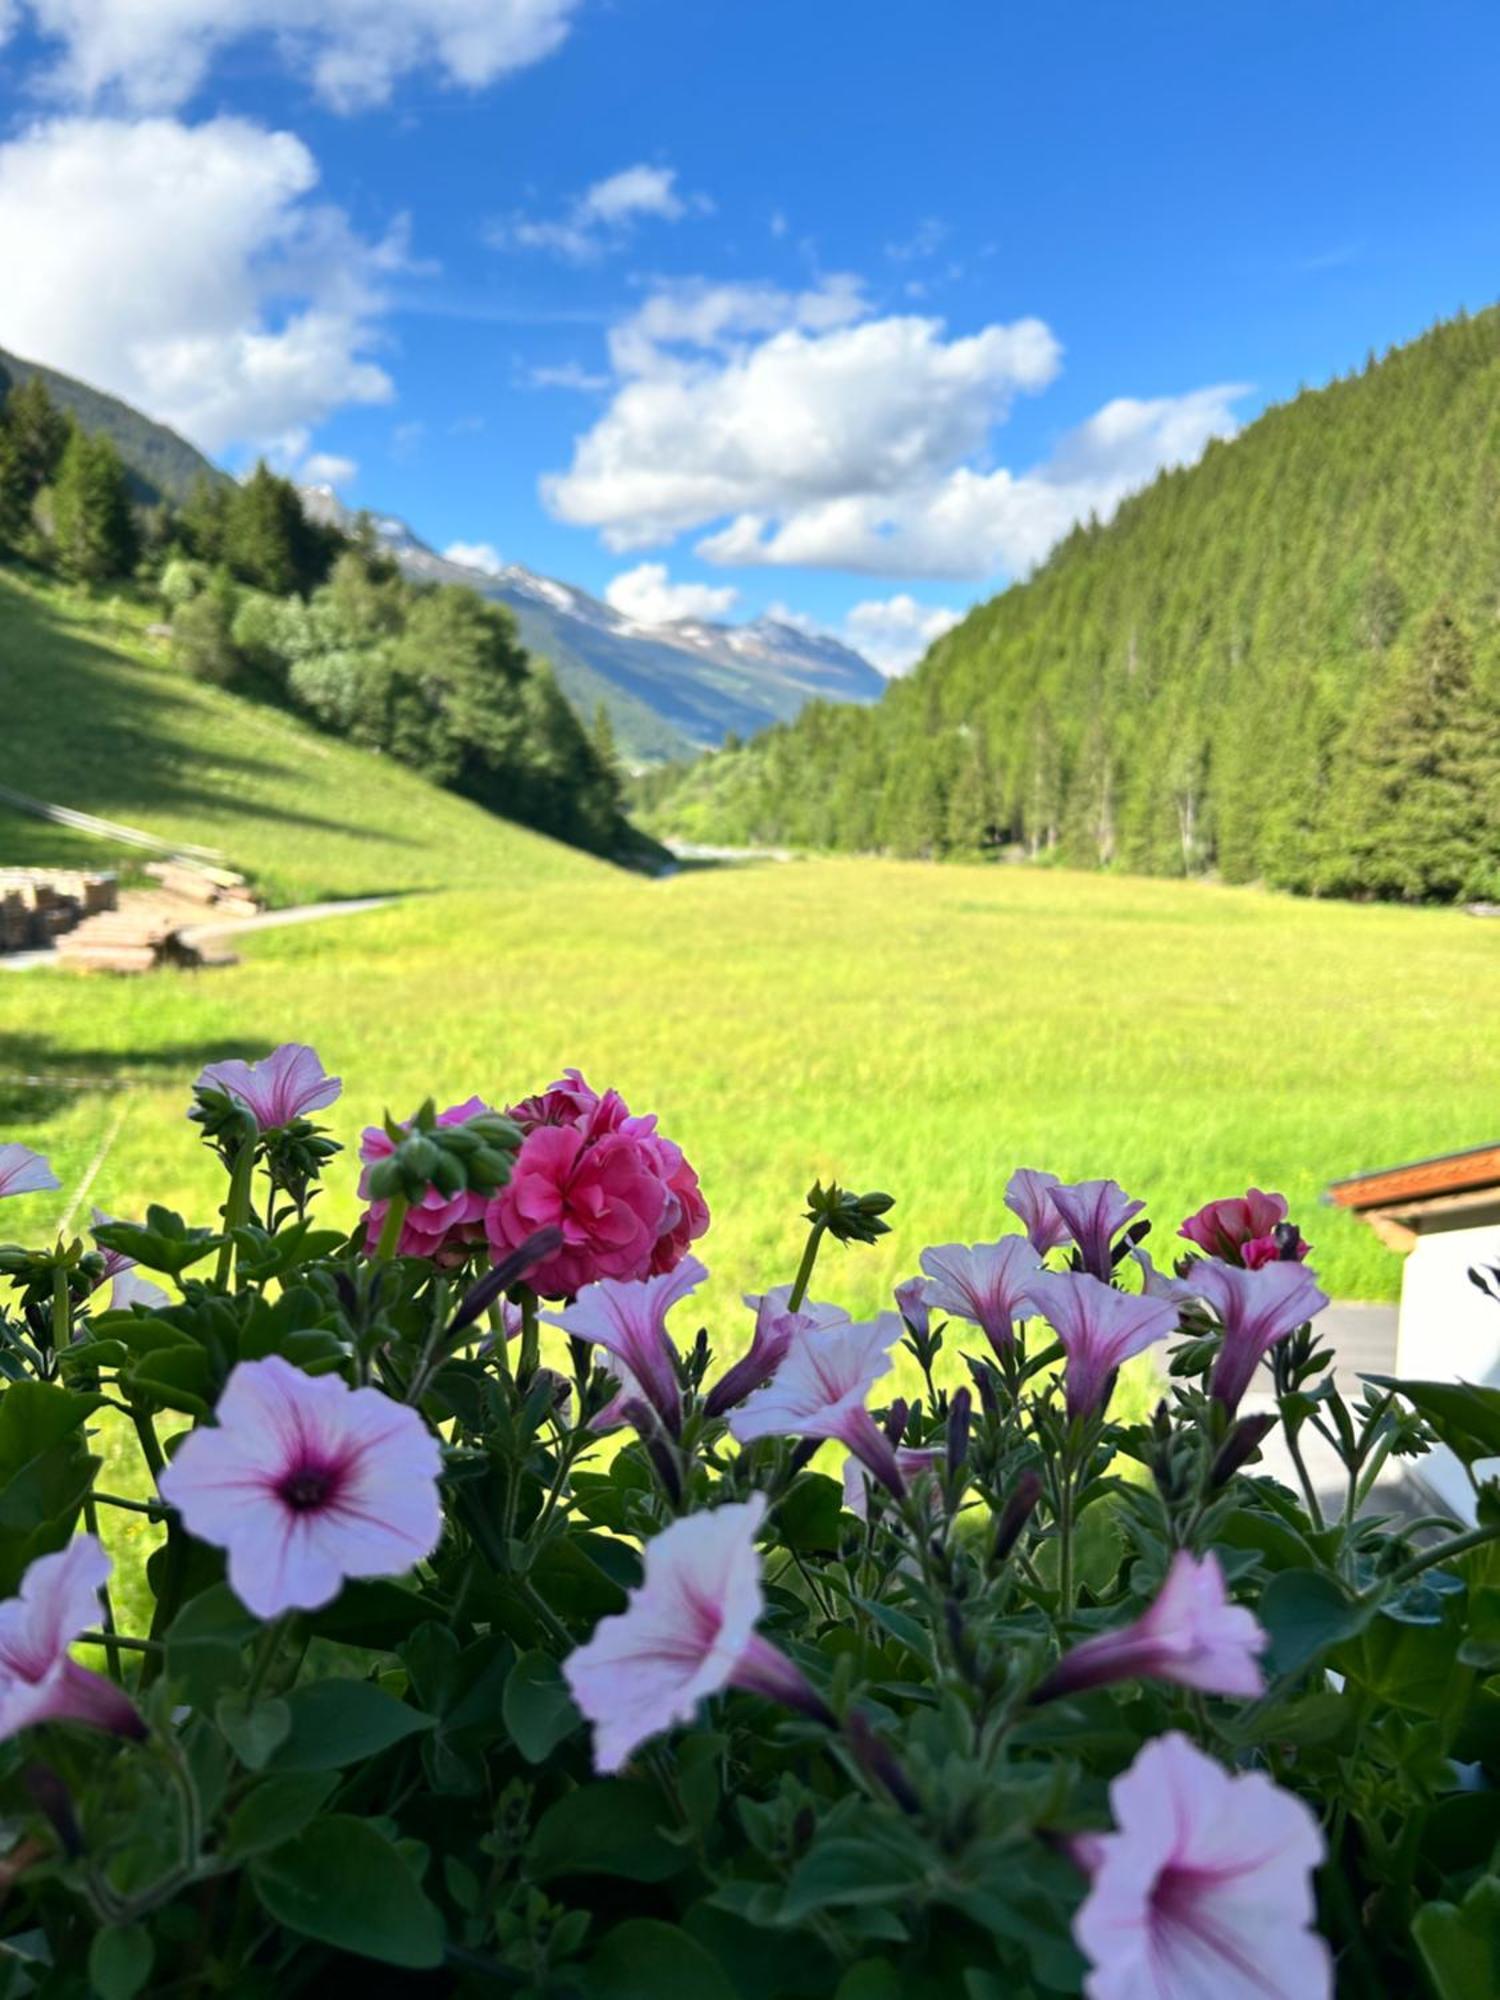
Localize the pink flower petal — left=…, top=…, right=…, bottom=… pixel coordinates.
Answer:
left=0, top=1144, right=60, bottom=1201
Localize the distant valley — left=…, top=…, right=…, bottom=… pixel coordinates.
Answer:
left=299, top=485, right=884, bottom=764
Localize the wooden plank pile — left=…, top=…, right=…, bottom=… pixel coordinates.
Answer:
left=143, top=860, right=264, bottom=920
left=38, top=861, right=261, bottom=973
left=0, top=869, right=118, bottom=952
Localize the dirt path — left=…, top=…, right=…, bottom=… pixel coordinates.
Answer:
left=0, top=894, right=396, bottom=970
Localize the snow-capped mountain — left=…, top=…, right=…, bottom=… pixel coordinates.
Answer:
left=299, top=486, right=884, bottom=763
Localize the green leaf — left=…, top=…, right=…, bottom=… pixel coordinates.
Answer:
left=580, top=1919, right=736, bottom=2000
left=1413, top=1876, right=1500, bottom=2000
left=778, top=1472, right=844, bottom=1552
left=123, top=1342, right=213, bottom=1417
left=251, top=1815, right=444, bottom=1969
left=0, top=1381, right=103, bottom=1475
left=502, top=1649, right=580, bottom=1764
left=780, top=1836, right=924, bottom=1920
left=164, top=1584, right=257, bottom=1707
left=215, top=1693, right=291, bottom=1771
left=305, top=1578, right=446, bottom=1650
left=93, top=1207, right=221, bottom=1276
left=1458, top=1585, right=1500, bottom=1670
left=527, top=1781, right=686, bottom=1883
left=834, top=1967, right=905, bottom=2000
left=1365, top=1376, right=1500, bottom=1467
left=1257, top=1567, right=1372, bottom=1676
left=86, top=1925, right=153, bottom=2000
left=224, top=1773, right=338, bottom=1861
left=266, top=1679, right=435, bottom=1773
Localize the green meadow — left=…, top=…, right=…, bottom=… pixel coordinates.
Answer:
left=8, top=843, right=1498, bottom=1317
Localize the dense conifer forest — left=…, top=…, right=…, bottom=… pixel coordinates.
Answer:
left=640, top=308, right=1500, bottom=901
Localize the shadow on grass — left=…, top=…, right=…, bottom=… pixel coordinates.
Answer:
left=2, top=579, right=416, bottom=850
left=0, top=1030, right=255, bottom=1123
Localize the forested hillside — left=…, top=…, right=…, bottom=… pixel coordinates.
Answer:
left=0, top=346, right=225, bottom=506
left=0, top=372, right=634, bottom=862
left=641, top=308, right=1500, bottom=902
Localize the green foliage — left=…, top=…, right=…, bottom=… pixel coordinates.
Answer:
left=0, top=346, right=224, bottom=506
left=222, top=462, right=336, bottom=597
left=645, top=306, right=1500, bottom=902
left=50, top=426, right=139, bottom=583
left=1, top=1109, right=1498, bottom=1992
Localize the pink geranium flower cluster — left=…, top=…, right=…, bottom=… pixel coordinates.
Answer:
left=486, top=1070, right=708, bottom=1298
left=359, top=1095, right=498, bottom=1266
left=1181, top=1187, right=1311, bottom=1269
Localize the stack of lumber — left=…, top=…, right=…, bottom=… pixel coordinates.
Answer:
left=0, top=869, right=118, bottom=951
left=143, top=860, right=264, bottom=918
left=53, top=892, right=210, bottom=973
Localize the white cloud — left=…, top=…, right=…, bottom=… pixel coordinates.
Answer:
left=526, top=359, right=611, bottom=392
left=0, top=115, right=396, bottom=453
left=545, top=283, right=1061, bottom=551
left=5, top=0, right=579, bottom=113
left=494, top=162, right=710, bottom=262
left=695, top=384, right=1248, bottom=578
left=300, top=451, right=358, bottom=486
left=605, top=562, right=738, bottom=626
left=542, top=271, right=1249, bottom=582
left=444, top=540, right=505, bottom=575
left=842, top=594, right=963, bottom=675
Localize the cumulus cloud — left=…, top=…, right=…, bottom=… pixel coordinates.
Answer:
left=541, top=272, right=1249, bottom=581
left=300, top=451, right=358, bottom=486
left=842, top=594, right=964, bottom=675
left=444, top=540, right=505, bottom=575
left=4, top=0, right=579, bottom=113
left=604, top=563, right=739, bottom=626
left=494, top=162, right=710, bottom=262
left=545, top=281, right=1061, bottom=552
left=0, top=115, right=398, bottom=454
left=696, top=385, right=1248, bottom=578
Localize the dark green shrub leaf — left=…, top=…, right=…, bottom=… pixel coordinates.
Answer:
left=164, top=1583, right=257, bottom=1707
left=224, top=1773, right=338, bottom=1860
left=250, top=1815, right=444, bottom=1968
left=216, top=1693, right=291, bottom=1771
left=503, top=1649, right=579, bottom=1763
left=1413, top=1876, right=1500, bottom=2000
left=580, top=1919, right=736, bottom=2000
left=86, top=1924, right=153, bottom=2000
left=1365, top=1376, right=1500, bottom=1466
left=527, top=1781, right=685, bottom=1882
left=780, top=1835, right=924, bottom=1920
left=266, top=1679, right=435, bottom=1772
left=777, top=1472, right=843, bottom=1552
left=1258, top=1568, right=1372, bottom=1676
left=93, top=1207, right=221, bottom=1276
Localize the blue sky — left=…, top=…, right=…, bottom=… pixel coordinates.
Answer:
left=1, top=2, right=1499, bottom=668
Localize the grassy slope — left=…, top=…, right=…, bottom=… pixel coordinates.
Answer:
left=1, top=566, right=595, bottom=905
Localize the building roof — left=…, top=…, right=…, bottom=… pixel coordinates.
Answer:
left=1328, top=1141, right=1500, bottom=1251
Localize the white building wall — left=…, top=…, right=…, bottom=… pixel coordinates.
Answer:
left=1395, top=1218, right=1500, bottom=1518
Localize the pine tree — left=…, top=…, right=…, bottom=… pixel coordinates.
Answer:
left=0, top=375, right=69, bottom=549
left=224, top=464, right=327, bottom=596
left=50, top=427, right=138, bottom=582
left=1325, top=604, right=1500, bottom=900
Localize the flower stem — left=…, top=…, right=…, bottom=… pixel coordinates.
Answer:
left=244, top=1616, right=289, bottom=1705
left=214, top=1138, right=258, bottom=1288
left=517, top=1287, right=541, bottom=1383
left=1377, top=1521, right=1500, bottom=1594
left=786, top=1219, right=827, bottom=1313
left=50, top=1264, right=71, bottom=1357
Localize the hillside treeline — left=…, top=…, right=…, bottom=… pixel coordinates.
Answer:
left=640, top=308, right=1500, bottom=902
left=0, top=380, right=626, bottom=858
